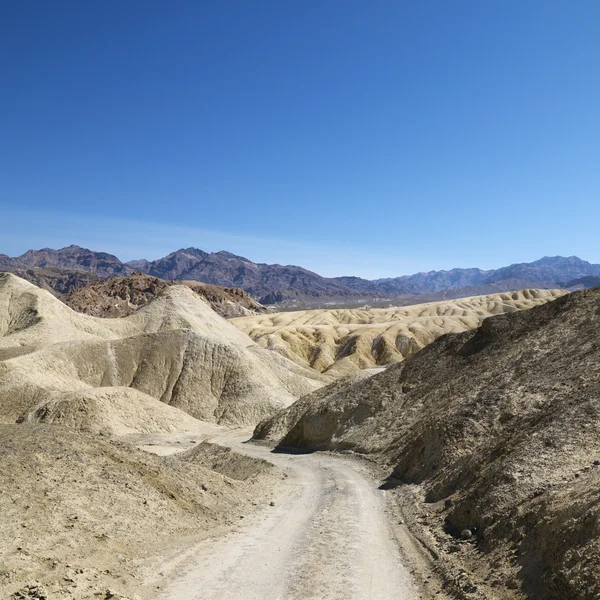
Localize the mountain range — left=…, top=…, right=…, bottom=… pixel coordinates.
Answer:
left=2, top=245, right=600, bottom=305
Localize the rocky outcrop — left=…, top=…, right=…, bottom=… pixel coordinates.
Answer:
left=64, top=273, right=267, bottom=318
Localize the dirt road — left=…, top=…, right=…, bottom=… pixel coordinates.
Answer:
left=156, top=434, right=419, bottom=600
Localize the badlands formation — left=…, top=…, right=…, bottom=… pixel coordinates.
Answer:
left=232, top=289, right=566, bottom=376
left=0, top=272, right=320, bottom=598
left=256, top=286, right=600, bottom=599
left=2, top=269, right=597, bottom=600
left=0, top=273, right=323, bottom=431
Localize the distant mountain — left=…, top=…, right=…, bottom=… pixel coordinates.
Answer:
left=563, top=276, right=600, bottom=290
left=125, top=258, right=151, bottom=272
left=127, top=248, right=355, bottom=303
left=127, top=248, right=209, bottom=280
left=486, top=256, right=600, bottom=285
left=347, top=256, right=600, bottom=296
left=15, top=245, right=132, bottom=278
left=333, top=276, right=380, bottom=294
left=368, top=267, right=489, bottom=294
left=3, top=246, right=600, bottom=306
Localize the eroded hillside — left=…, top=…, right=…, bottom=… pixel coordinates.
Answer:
left=0, top=273, right=316, bottom=598
left=0, top=273, right=323, bottom=430
left=255, top=287, right=600, bottom=599
left=233, top=289, right=566, bottom=376
left=255, top=289, right=600, bottom=600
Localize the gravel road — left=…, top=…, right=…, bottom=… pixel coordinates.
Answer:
left=157, top=434, right=419, bottom=600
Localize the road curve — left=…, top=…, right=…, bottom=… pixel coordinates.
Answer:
left=158, top=434, right=419, bottom=600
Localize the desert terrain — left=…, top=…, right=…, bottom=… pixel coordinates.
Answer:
left=232, top=289, right=565, bottom=376
left=6, top=2, right=599, bottom=597
left=1, top=269, right=598, bottom=600
left=256, top=286, right=600, bottom=599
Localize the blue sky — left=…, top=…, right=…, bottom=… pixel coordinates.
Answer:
left=1, top=1, right=599, bottom=278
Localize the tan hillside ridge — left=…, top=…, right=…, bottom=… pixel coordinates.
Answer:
left=0, top=424, right=284, bottom=600
left=232, top=288, right=566, bottom=376
left=0, top=273, right=323, bottom=432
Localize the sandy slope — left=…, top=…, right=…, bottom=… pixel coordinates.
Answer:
left=0, top=274, right=324, bottom=430
left=0, top=424, right=282, bottom=600
left=231, top=289, right=566, bottom=376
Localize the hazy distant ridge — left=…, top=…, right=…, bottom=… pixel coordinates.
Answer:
left=2, top=245, right=600, bottom=304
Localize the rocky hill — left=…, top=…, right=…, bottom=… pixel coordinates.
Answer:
left=8, top=266, right=101, bottom=294
left=64, top=273, right=267, bottom=318
left=13, top=245, right=132, bottom=278
left=255, top=287, right=600, bottom=599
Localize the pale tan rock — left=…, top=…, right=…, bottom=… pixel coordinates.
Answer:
left=0, top=274, right=323, bottom=431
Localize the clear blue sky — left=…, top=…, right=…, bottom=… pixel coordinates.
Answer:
left=1, top=1, right=599, bottom=278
